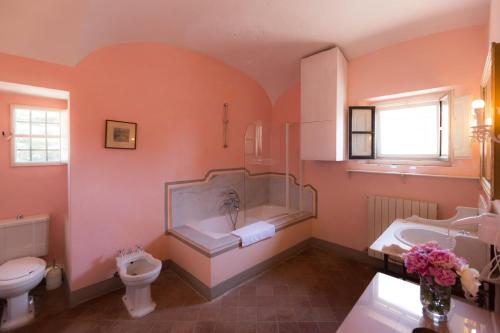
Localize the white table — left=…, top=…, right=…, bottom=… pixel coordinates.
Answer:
left=337, top=273, right=498, bottom=333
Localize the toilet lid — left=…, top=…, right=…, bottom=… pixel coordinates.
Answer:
left=0, top=257, right=45, bottom=281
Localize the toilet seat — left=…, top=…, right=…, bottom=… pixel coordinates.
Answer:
left=0, top=257, right=45, bottom=282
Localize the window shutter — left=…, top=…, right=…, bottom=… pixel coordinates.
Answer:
left=349, top=106, right=375, bottom=159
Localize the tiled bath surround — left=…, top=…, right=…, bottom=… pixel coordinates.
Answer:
left=167, top=169, right=315, bottom=230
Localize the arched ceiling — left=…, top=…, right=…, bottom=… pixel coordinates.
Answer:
left=0, top=0, right=490, bottom=101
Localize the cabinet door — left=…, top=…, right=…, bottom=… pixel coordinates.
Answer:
left=301, top=48, right=339, bottom=123
left=301, top=121, right=343, bottom=161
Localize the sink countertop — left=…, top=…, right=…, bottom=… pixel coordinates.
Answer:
left=337, top=273, right=497, bottom=333
left=369, top=220, right=480, bottom=257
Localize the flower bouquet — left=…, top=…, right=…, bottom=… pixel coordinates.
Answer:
left=402, top=241, right=481, bottom=322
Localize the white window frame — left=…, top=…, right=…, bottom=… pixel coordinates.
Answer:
left=368, top=91, right=453, bottom=166
left=10, top=105, right=68, bottom=167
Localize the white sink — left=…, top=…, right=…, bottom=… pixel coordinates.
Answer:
left=394, top=227, right=456, bottom=249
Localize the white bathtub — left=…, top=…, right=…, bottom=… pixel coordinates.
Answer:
left=187, top=205, right=292, bottom=239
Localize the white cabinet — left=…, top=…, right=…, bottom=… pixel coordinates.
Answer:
left=300, top=47, right=348, bottom=161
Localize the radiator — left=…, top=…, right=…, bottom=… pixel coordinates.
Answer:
left=368, top=195, right=438, bottom=258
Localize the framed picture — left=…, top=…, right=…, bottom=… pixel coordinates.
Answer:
left=105, top=120, right=137, bottom=149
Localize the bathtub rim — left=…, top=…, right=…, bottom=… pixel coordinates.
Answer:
left=168, top=212, right=315, bottom=258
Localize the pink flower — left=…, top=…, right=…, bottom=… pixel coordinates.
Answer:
left=403, top=250, right=429, bottom=275
left=402, top=242, right=463, bottom=286
left=428, top=249, right=456, bottom=269
left=429, top=267, right=456, bottom=286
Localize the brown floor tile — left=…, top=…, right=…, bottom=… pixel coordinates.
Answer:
left=236, top=322, right=257, bottom=333
left=239, top=285, right=256, bottom=297
left=272, top=286, right=289, bottom=296
left=238, top=296, right=257, bottom=307
left=257, top=306, right=276, bottom=322
left=238, top=306, right=257, bottom=322
left=256, top=285, right=274, bottom=297
left=256, top=296, right=274, bottom=306
left=195, top=321, right=216, bottom=333
left=277, top=322, right=300, bottom=333
left=218, top=306, right=238, bottom=322
left=317, top=322, right=340, bottom=333
left=214, top=322, right=237, bottom=333
left=199, top=308, right=221, bottom=321
left=292, top=306, right=315, bottom=322
left=151, top=321, right=175, bottom=333
left=256, top=322, right=278, bottom=333
left=274, top=307, right=294, bottom=322
left=4, top=248, right=378, bottom=333
left=311, top=307, right=336, bottom=322
left=171, top=321, right=196, bottom=333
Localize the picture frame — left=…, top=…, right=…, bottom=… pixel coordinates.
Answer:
left=105, top=120, right=137, bottom=149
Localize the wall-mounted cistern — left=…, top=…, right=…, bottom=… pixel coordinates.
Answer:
left=221, top=189, right=240, bottom=230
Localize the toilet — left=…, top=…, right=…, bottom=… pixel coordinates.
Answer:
left=116, top=247, right=162, bottom=318
left=0, top=215, right=49, bottom=331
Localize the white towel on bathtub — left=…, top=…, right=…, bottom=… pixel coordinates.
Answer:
left=231, top=221, right=275, bottom=247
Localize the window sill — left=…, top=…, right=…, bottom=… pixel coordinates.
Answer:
left=346, top=169, right=479, bottom=181
left=12, top=162, right=68, bottom=167
left=354, top=158, right=451, bottom=167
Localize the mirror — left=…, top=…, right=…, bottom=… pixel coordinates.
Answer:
left=480, top=47, right=494, bottom=198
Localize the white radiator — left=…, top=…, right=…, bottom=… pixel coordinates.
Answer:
left=368, top=195, right=438, bottom=258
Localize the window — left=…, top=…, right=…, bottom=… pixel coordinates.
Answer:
left=11, top=105, right=68, bottom=165
left=348, top=93, right=451, bottom=163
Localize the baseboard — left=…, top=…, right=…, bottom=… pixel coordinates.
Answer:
left=310, top=237, right=402, bottom=273
left=65, top=237, right=396, bottom=306
left=67, top=275, right=124, bottom=308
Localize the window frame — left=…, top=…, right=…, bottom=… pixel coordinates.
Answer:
left=10, top=104, right=68, bottom=167
left=349, top=91, right=453, bottom=166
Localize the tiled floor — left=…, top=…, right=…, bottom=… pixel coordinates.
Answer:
left=7, top=247, right=378, bottom=332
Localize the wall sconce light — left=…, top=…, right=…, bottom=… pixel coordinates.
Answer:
left=470, top=99, right=500, bottom=143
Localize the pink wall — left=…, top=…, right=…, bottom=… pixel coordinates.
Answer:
left=273, top=26, right=487, bottom=251
left=0, top=92, right=68, bottom=265
left=0, top=53, right=73, bottom=271
left=68, top=43, right=272, bottom=290
left=0, top=24, right=490, bottom=291
left=490, top=0, right=500, bottom=43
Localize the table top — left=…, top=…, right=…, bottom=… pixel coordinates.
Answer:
left=337, top=273, right=498, bottom=333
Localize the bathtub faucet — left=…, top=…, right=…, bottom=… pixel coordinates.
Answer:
left=222, top=189, right=240, bottom=230
left=222, top=189, right=240, bottom=211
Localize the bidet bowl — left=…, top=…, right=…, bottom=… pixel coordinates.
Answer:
left=117, top=252, right=162, bottom=287
left=119, top=258, right=161, bottom=287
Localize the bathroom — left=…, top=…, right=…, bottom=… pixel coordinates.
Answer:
left=1, top=1, right=500, bottom=332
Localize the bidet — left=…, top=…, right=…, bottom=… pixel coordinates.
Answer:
left=116, top=246, right=162, bottom=318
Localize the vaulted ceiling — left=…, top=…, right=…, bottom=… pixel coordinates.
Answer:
left=0, top=0, right=490, bottom=100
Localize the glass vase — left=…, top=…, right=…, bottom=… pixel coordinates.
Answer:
left=419, top=276, right=451, bottom=322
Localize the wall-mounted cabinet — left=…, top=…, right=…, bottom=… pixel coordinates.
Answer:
left=300, top=47, right=348, bottom=161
